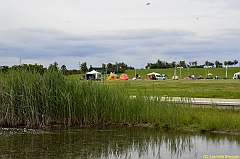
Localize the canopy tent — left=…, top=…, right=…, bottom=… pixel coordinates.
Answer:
left=86, top=70, right=101, bottom=80
left=86, top=70, right=101, bottom=75
left=147, top=72, right=161, bottom=76
left=206, top=73, right=213, bottom=79
left=146, top=72, right=166, bottom=80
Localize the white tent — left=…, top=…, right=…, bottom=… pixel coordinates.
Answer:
left=86, top=70, right=101, bottom=75
left=147, top=72, right=161, bottom=76
left=86, top=70, right=101, bottom=80
left=146, top=72, right=165, bottom=80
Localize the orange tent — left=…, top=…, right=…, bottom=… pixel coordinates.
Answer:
left=120, top=74, right=129, bottom=80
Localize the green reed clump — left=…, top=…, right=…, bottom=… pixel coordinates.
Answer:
left=0, top=69, right=240, bottom=133
left=0, top=69, right=138, bottom=127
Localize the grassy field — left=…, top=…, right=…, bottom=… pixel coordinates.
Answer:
left=96, top=80, right=240, bottom=99
left=1, top=69, right=240, bottom=134
left=124, top=67, right=240, bottom=80
left=68, top=67, right=240, bottom=80
left=69, top=67, right=240, bottom=99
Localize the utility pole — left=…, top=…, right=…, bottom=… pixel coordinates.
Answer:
left=79, top=61, right=81, bottom=73
left=180, top=67, right=182, bottom=79
left=19, top=58, right=22, bottom=65
left=226, top=65, right=228, bottom=79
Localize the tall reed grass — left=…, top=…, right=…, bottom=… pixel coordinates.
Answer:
left=0, top=70, right=240, bottom=132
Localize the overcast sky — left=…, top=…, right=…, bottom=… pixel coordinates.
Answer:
left=1, top=0, right=240, bottom=69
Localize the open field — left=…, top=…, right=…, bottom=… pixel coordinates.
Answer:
left=99, top=80, right=240, bottom=99
left=68, top=75, right=240, bottom=99
left=124, top=67, right=240, bottom=80
left=68, top=67, right=240, bottom=81
left=1, top=70, right=240, bottom=134
left=70, top=67, right=240, bottom=99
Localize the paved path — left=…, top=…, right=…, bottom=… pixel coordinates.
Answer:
left=131, top=96, right=240, bottom=106
left=165, top=97, right=240, bottom=106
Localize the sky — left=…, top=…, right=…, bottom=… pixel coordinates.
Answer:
left=1, top=0, right=240, bottom=69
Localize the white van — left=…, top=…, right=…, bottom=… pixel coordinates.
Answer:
left=233, top=72, right=240, bottom=79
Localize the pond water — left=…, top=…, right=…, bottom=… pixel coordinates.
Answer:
left=0, top=126, right=239, bottom=159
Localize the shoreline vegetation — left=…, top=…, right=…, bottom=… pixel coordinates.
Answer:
left=0, top=70, right=240, bottom=135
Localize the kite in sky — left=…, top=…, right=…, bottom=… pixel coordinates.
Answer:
left=146, top=2, right=150, bottom=5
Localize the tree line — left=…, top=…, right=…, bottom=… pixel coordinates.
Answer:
left=0, top=62, right=134, bottom=76
left=146, top=59, right=238, bottom=69
left=0, top=62, right=68, bottom=75
left=1, top=59, right=238, bottom=76
left=78, top=62, right=134, bottom=74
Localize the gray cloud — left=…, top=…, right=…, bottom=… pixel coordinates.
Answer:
left=0, top=27, right=240, bottom=69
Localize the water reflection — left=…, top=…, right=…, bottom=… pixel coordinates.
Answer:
left=0, top=126, right=239, bottom=159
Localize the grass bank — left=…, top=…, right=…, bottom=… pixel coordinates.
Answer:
left=0, top=70, right=240, bottom=134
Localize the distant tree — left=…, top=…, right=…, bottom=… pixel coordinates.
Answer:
left=215, top=60, right=220, bottom=68
left=189, top=61, right=197, bottom=67
left=80, top=62, right=88, bottom=73
left=219, top=62, right=223, bottom=67
left=227, top=60, right=234, bottom=66
left=192, top=61, right=198, bottom=67
left=67, top=69, right=79, bottom=75
left=205, top=60, right=210, bottom=66
left=89, top=65, right=93, bottom=72
left=224, top=61, right=228, bottom=66
left=114, top=62, right=118, bottom=73
left=145, top=59, right=174, bottom=69
left=179, top=61, right=186, bottom=68
left=165, top=62, right=171, bottom=68
left=145, top=63, right=151, bottom=69
left=60, top=65, right=68, bottom=75
left=156, top=59, right=163, bottom=68
left=48, top=62, right=59, bottom=71
left=10, top=63, right=46, bottom=74
left=106, top=63, right=113, bottom=73
left=117, top=62, right=128, bottom=73
left=0, top=66, right=9, bottom=73
left=102, top=63, right=106, bottom=73
left=209, top=62, right=214, bottom=66
left=170, top=61, right=176, bottom=68
left=233, top=60, right=238, bottom=65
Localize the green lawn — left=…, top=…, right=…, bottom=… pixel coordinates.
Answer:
left=69, top=67, right=240, bottom=99
left=124, top=67, right=240, bottom=80
left=70, top=67, right=240, bottom=80
left=99, top=80, right=240, bottom=99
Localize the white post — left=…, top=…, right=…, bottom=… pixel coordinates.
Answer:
left=226, top=65, right=228, bottom=79
left=180, top=68, right=182, bottom=78
left=174, top=66, right=176, bottom=76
